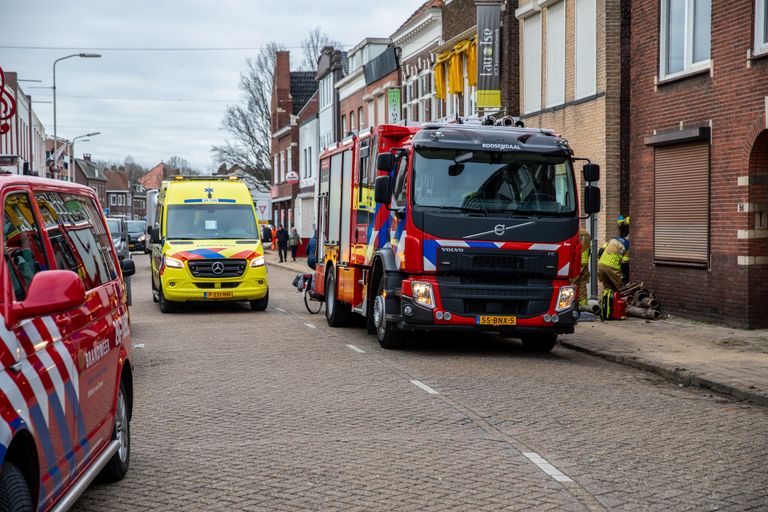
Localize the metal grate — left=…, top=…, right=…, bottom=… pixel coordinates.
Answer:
left=188, top=259, right=246, bottom=278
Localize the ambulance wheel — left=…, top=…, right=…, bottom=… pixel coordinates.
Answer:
left=158, top=286, right=176, bottom=314
left=98, top=382, right=130, bottom=483
left=0, top=462, right=32, bottom=512
left=250, top=291, right=269, bottom=311
left=374, top=279, right=404, bottom=349
left=325, top=270, right=349, bottom=327
left=521, top=334, right=557, bottom=353
left=151, top=279, right=159, bottom=303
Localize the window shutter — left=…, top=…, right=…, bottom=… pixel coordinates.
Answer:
left=654, top=142, right=709, bottom=264
left=546, top=2, right=566, bottom=107
left=523, top=14, right=542, bottom=114
left=574, top=0, right=597, bottom=99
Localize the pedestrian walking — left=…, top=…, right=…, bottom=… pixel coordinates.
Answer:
left=288, top=227, right=300, bottom=261
left=598, top=215, right=630, bottom=291
left=276, top=225, right=289, bottom=263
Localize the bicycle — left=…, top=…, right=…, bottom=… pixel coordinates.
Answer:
left=295, top=273, right=323, bottom=314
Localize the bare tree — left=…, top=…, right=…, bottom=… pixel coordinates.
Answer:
left=166, top=155, right=198, bottom=176
left=211, top=42, right=283, bottom=192
left=300, top=27, right=341, bottom=72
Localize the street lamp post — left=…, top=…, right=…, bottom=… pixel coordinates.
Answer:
left=69, top=131, right=100, bottom=182
left=53, top=53, right=100, bottom=179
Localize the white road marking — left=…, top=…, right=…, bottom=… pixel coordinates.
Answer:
left=133, top=344, right=145, bottom=349
left=345, top=344, right=365, bottom=353
left=523, top=452, right=573, bottom=483
left=410, top=379, right=439, bottom=395
left=275, top=307, right=287, bottom=313
left=304, top=323, right=317, bottom=329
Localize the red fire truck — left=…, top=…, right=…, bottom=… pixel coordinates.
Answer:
left=314, top=119, right=601, bottom=351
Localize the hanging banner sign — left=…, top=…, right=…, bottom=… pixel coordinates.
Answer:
left=387, top=88, right=402, bottom=124
left=476, top=2, right=502, bottom=109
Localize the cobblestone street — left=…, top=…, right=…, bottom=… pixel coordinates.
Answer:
left=73, top=256, right=768, bottom=511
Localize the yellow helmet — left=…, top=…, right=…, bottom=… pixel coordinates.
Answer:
left=617, top=215, right=630, bottom=227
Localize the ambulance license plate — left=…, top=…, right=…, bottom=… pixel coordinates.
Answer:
left=204, top=291, right=233, bottom=299
left=477, top=315, right=517, bottom=326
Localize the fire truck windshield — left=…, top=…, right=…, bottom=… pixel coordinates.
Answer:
left=413, top=147, right=576, bottom=215
left=166, top=204, right=259, bottom=240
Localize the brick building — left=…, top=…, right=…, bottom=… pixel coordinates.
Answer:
left=515, top=0, right=629, bottom=249
left=270, top=51, right=317, bottom=228
left=629, top=0, right=768, bottom=328
left=432, top=0, right=519, bottom=119
left=337, top=38, right=390, bottom=132
left=316, top=47, right=347, bottom=150
left=103, top=167, right=131, bottom=218
left=139, top=162, right=177, bottom=190
left=392, top=0, right=443, bottom=124
left=72, top=155, right=106, bottom=206
left=338, top=42, right=401, bottom=132
left=131, top=184, right=147, bottom=220
left=0, top=72, right=46, bottom=176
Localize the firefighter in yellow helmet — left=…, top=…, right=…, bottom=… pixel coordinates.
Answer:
left=573, top=227, right=591, bottom=305
left=598, top=215, right=630, bottom=291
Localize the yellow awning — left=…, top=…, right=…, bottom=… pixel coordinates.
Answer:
left=467, top=38, right=477, bottom=87
left=434, top=50, right=452, bottom=100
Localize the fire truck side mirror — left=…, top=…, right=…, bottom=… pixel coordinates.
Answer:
left=374, top=176, right=392, bottom=205
left=583, top=163, right=600, bottom=183
left=377, top=153, right=396, bottom=172
left=584, top=185, right=601, bottom=215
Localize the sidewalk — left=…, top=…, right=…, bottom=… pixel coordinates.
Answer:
left=562, top=316, right=768, bottom=405
left=264, top=249, right=310, bottom=274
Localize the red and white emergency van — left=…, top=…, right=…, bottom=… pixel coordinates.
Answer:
left=315, top=120, right=601, bottom=351
left=0, top=176, right=135, bottom=510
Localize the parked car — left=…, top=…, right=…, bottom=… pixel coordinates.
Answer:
left=126, top=220, right=147, bottom=252
left=0, top=175, right=135, bottom=510
left=107, top=217, right=129, bottom=260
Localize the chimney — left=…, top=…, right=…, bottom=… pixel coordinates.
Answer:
left=83, top=153, right=91, bottom=161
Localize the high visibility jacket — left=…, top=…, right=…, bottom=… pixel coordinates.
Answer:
left=580, top=228, right=591, bottom=267
left=599, top=236, right=630, bottom=269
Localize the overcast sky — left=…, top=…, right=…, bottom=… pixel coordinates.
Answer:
left=1, top=0, right=421, bottom=171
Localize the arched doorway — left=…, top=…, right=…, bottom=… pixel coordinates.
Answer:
left=748, top=129, right=768, bottom=328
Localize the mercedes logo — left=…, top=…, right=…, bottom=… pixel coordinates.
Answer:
left=493, top=224, right=506, bottom=236
left=211, top=261, right=225, bottom=275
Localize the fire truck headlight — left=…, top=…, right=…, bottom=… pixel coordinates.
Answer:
left=556, top=286, right=576, bottom=312
left=164, top=256, right=184, bottom=269
left=412, top=281, right=435, bottom=309
left=250, top=256, right=266, bottom=267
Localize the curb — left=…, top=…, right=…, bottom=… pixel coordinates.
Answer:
left=560, top=340, right=768, bottom=407
left=267, top=262, right=308, bottom=274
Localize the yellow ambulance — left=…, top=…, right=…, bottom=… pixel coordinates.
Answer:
left=149, top=176, right=269, bottom=312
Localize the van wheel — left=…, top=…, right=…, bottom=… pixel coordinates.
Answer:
left=98, top=382, right=130, bottom=483
left=158, top=286, right=176, bottom=313
left=521, top=334, right=557, bottom=353
left=250, top=291, right=269, bottom=311
left=325, top=271, right=349, bottom=327
left=0, top=462, right=32, bottom=512
left=151, top=279, right=159, bottom=303
left=374, top=278, right=404, bottom=349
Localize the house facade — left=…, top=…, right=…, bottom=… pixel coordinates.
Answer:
left=0, top=72, right=46, bottom=176
left=103, top=168, right=131, bottom=218
left=317, top=47, right=348, bottom=150
left=629, top=0, right=768, bottom=328
left=297, top=91, right=319, bottom=242
left=337, top=38, right=391, bottom=133
left=515, top=0, right=629, bottom=248
left=72, top=155, right=107, bottom=206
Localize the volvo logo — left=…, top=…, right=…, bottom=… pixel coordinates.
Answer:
left=211, top=261, right=225, bottom=275
left=464, top=221, right=536, bottom=240
left=493, top=224, right=506, bottom=236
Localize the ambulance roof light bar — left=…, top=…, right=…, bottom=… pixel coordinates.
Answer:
left=172, top=175, right=241, bottom=181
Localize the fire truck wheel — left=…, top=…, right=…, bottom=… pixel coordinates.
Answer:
left=250, top=291, right=269, bottom=311
left=98, top=382, right=131, bottom=483
left=0, top=462, right=32, bottom=512
left=521, top=334, right=558, bottom=353
left=158, top=285, right=176, bottom=314
left=374, top=281, right=404, bottom=349
left=325, top=271, right=350, bottom=327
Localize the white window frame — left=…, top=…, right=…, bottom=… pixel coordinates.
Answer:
left=546, top=1, right=566, bottom=107
left=659, top=0, right=711, bottom=80
left=109, top=194, right=116, bottom=206
left=523, top=13, right=542, bottom=114
left=756, top=0, right=768, bottom=55
left=308, top=147, right=312, bottom=178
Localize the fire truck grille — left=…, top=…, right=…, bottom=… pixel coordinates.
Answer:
left=437, top=278, right=553, bottom=317
left=188, top=259, right=246, bottom=278
left=436, top=249, right=558, bottom=277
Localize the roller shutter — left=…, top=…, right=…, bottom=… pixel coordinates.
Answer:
left=653, top=142, right=709, bottom=264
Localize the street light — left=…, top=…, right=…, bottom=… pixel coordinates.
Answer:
left=69, top=131, right=100, bottom=181
left=53, top=53, right=101, bottom=179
